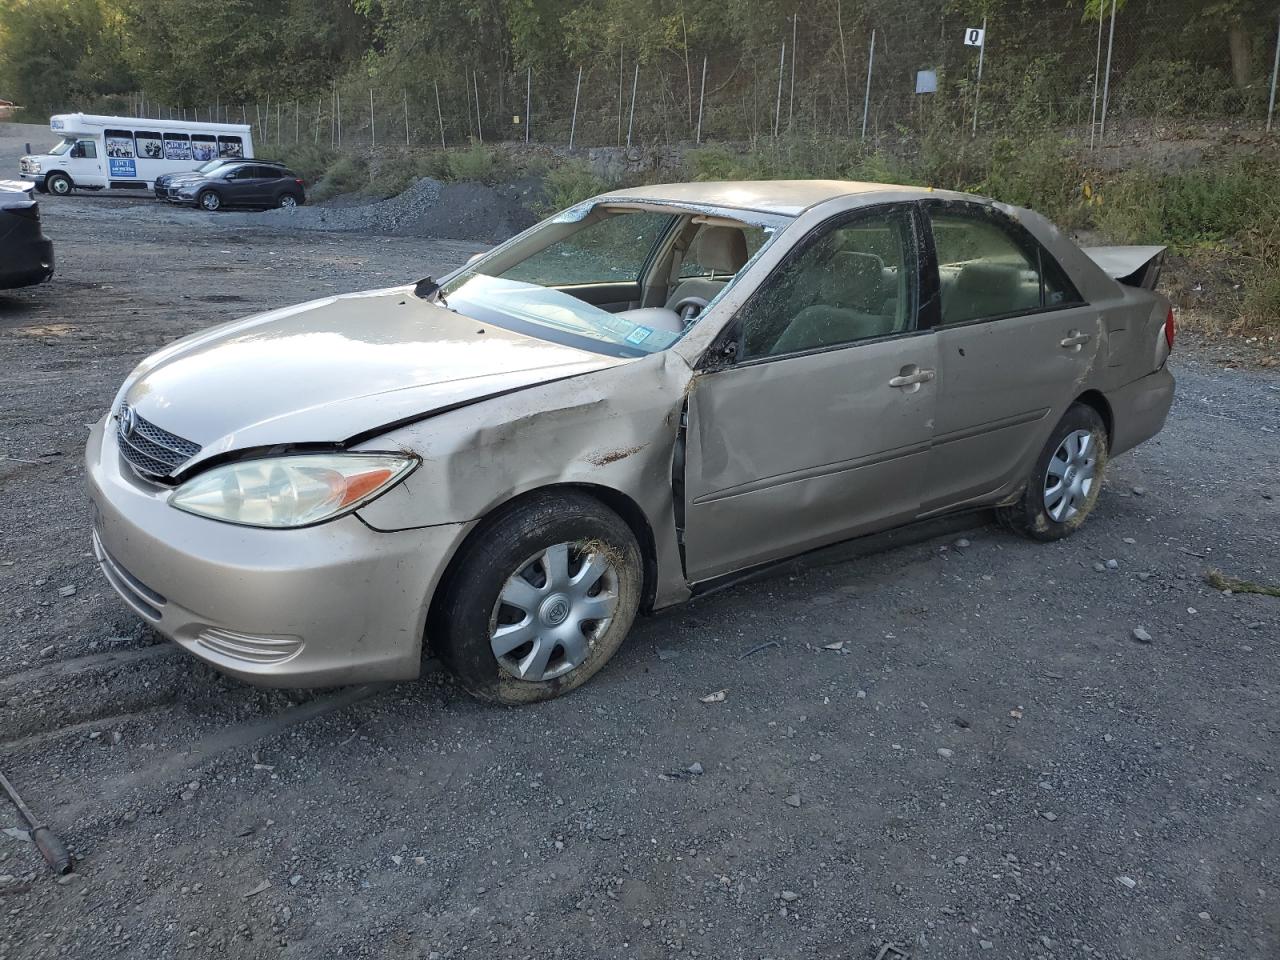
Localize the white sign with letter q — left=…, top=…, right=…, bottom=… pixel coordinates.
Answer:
left=964, top=27, right=985, bottom=46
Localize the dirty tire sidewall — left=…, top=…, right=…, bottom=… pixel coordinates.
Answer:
left=46, top=174, right=72, bottom=196
left=1001, top=402, right=1109, bottom=542
left=432, top=492, right=643, bottom=705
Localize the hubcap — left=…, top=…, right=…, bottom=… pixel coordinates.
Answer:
left=51, top=178, right=69, bottom=195
left=1044, top=429, right=1097, bottom=522
left=202, top=194, right=219, bottom=210
left=490, top=542, right=619, bottom=682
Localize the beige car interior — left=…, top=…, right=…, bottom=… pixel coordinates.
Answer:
left=614, top=220, right=754, bottom=335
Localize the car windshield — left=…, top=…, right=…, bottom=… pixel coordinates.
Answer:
left=196, top=159, right=225, bottom=174
left=48, top=138, right=74, bottom=156
left=439, top=206, right=775, bottom=357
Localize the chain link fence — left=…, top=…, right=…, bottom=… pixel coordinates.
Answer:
left=83, top=4, right=1280, bottom=156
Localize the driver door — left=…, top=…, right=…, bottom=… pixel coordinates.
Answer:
left=681, top=204, right=938, bottom=582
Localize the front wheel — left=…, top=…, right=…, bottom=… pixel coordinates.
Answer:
left=429, top=492, right=643, bottom=704
left=45, top=173, right=72, bottom=196
left=197, top=190, right=221, bottom=211
left=998, top=402, right=1109, bottom=541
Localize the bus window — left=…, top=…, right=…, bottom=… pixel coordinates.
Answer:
left=191, top=135, right=216, bottom=162
left=104, top=130, right=135, bottom=158
left=217, top=136, right=243, bottom=159
left=164, top=134, right=191, bottom=160
left=135, top=131, right=164, bottom=160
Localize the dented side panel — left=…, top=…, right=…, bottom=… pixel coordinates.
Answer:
left=354, top=350, right=694, bottom=610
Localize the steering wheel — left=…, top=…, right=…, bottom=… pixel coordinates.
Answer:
left=672, top=296, right=710, bottom=324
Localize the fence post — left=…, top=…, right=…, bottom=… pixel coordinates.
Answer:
left=1099, top=0, right=1117, bottom=141
left=403, top=89, right=410, bottom=147
left=524, top=66, right=532, bottom=144
left=294, top=101, right=299, bottom=144
left=774, top=43, right=786, bottom=138
left=971, top=16, right=986, bottom=138
left=315, top=97, right=322, bottom=145
left=434, top=80, right=446, bottom=148
left=473, top=71, right=483, bottom=144
left=617, top=44, right=625, bottom=146
left=626, top=63, right=639, bottom=148
left=1267, top=12, right=1280, bottom=133
left=370, top=88, right=376, bottom=148
left=337, top=89, right=342, bottom=148
left=861, top=29, right=875, bottom=140
left=789, top=13, right=798, bottom=130
left=1089, top=11, right=1104, bottom=148
left=696, top=55, right=707, bottom=144
left=277, top=101, right=282, bottom=145
left=569, top=66, right=582, bottom=150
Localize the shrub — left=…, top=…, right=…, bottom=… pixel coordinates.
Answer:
left=273, top=143, right=337, bottom=184
left=445, top=144, right=500, bottom=182
left=535, top=160, right=609, bottom=217
left=977, top=137, right=1086, bottom=226
left=311, top=155, right=367, bottom=201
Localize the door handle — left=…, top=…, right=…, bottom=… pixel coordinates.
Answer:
left=1060, top=332, right=1091, bottom=349
left=888, top=368, right=936, bottom=388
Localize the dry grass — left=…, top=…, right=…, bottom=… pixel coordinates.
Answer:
left=1205, top=568, right=1280, bottom=598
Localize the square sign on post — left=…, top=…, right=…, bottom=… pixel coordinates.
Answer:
left=964, top=27, right=985, bottom=47
left=915, top=70, right=938, bottom=94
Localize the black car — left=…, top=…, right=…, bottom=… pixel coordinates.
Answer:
left=168, top=162, right=305, bottom=211
left=0, top=184, right=54, bottom=290
left=154, top=158, right=289, bottom=200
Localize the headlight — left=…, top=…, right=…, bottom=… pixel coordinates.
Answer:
left=169, top=453, right=417, bottom=528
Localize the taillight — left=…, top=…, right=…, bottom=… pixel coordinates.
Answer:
left=295, top=179, right=304, bottom=185
left=1164, top=306, right=1176, bottom=351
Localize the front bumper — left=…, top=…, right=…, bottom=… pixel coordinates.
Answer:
left=85, top=416, right=471, bottom=687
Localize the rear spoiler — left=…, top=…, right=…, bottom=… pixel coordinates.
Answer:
left=1081, top=245, right=1166, bottom=291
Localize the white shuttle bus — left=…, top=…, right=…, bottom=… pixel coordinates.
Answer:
left=19, top=114, right=255, bottom=196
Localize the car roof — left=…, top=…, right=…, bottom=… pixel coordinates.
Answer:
left=601, top=180, right=961, bottom=218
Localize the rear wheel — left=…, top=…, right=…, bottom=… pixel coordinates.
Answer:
left=998, top=403, right=1109, bottom=541
left=430, top=492, right=643, bottom=705
left=197, top=190, right=221, bottom=212
left=45, top=173, right=72, bottom=196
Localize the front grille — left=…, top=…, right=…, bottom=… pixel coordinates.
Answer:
left=117, top=403, right=201, bottom=478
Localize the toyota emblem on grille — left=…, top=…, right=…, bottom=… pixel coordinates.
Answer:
left=120, top=406, right=138, bottom=439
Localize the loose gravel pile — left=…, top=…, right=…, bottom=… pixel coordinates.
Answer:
left=240, top=177, right=541, bottom=243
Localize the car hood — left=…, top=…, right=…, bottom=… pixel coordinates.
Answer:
left=120, top=286, right=625, bottom=470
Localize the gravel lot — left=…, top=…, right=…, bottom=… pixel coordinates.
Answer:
left=1, top=124, right=1278, bottom=960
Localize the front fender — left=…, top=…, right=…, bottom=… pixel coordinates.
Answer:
left=354, top=350, right=694, bottom=608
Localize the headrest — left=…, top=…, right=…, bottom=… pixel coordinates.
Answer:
left=691, top=226, right=748, bottom=273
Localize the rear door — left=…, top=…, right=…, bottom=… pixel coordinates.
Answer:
left=682, top=204, right=937, bottom=581
left=921, top=201, right=1099, bottom=514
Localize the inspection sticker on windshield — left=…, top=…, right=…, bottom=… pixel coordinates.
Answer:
left=625, top=326, right=653, bottom=345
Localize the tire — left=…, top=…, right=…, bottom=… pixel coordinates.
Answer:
left=998, top=402, right=1109, bottom=542
left=45, top=173, right=72, bottom=196
left=276, top=192, right=301, bottom=209
left=197, top=190, right=221, bottom=211
left=430, top=491, right=643, bottom=705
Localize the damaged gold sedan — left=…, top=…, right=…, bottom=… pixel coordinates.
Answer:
left=86, top=181, right=1175, bottom=702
